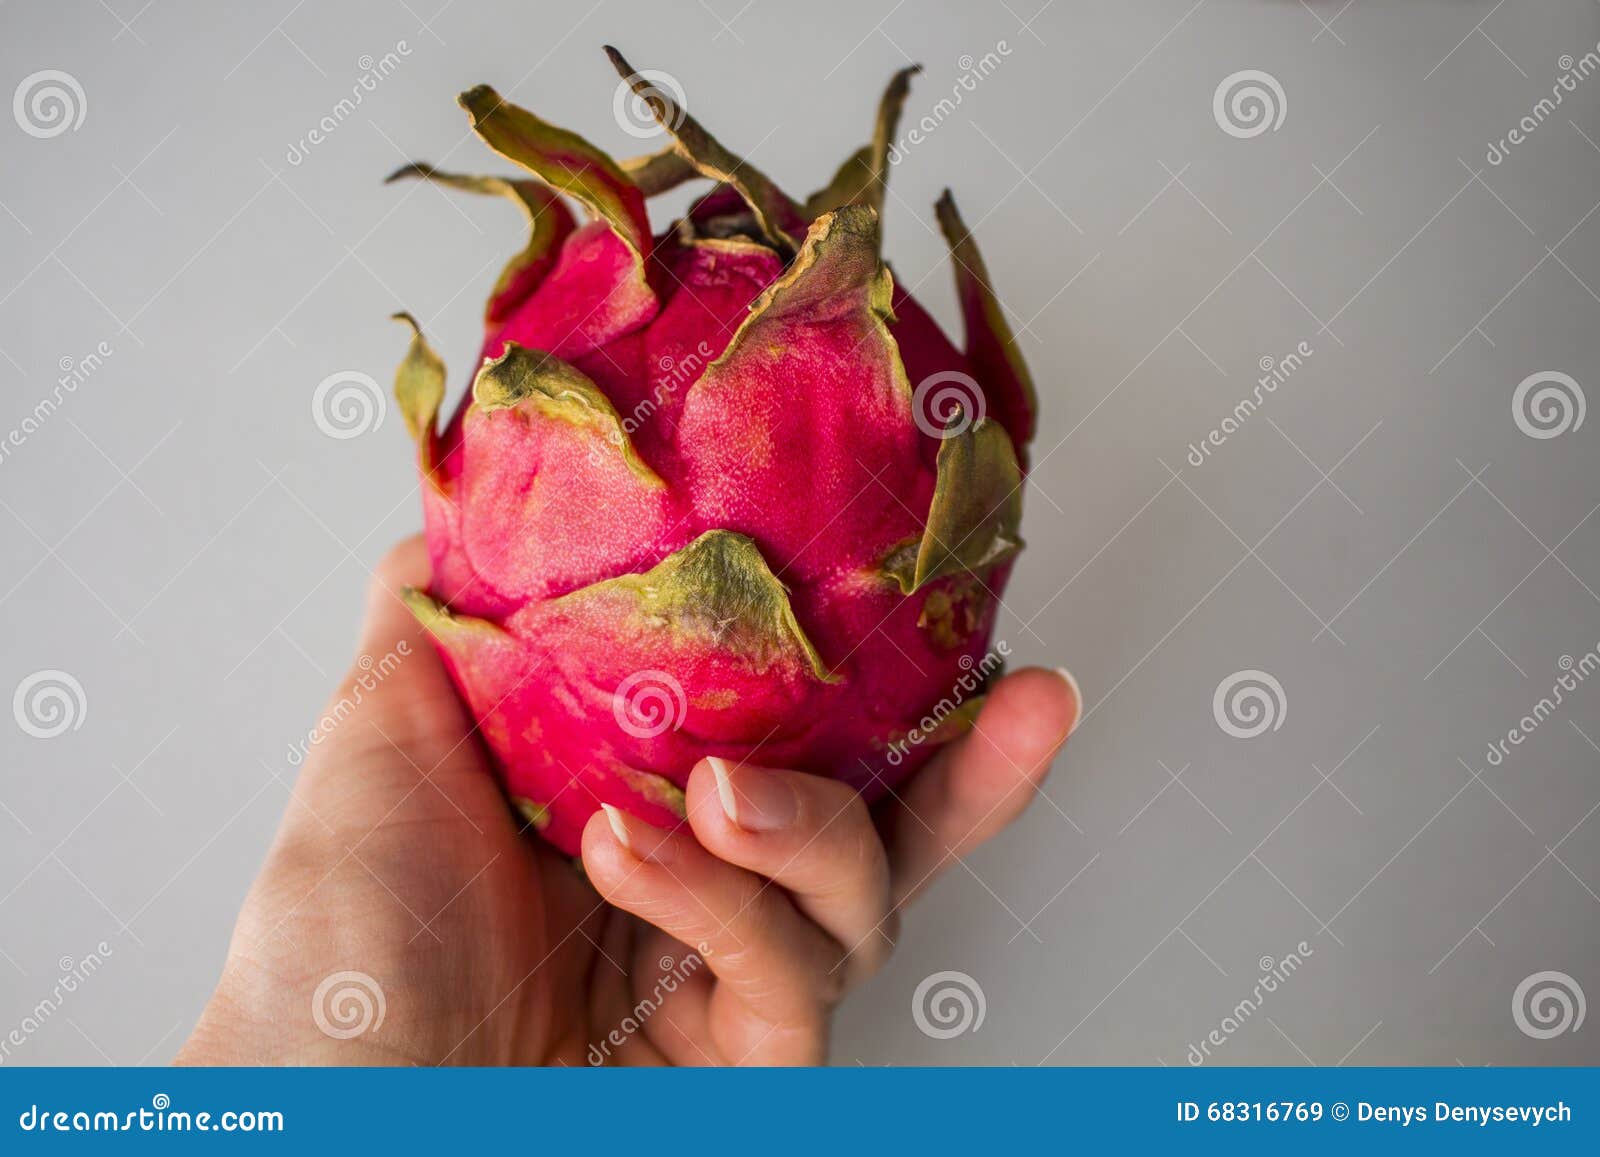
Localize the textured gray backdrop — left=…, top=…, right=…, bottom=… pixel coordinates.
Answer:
left=2, top=0, right=1598, bottom=1066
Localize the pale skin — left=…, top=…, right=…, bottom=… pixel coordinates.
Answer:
left=177, top=536, right=1080, bottom=1066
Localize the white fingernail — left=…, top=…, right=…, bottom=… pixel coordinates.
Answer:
left=1054, top=667, right=1083, bottom=736
left=600, top=803, right=631, bottom=852
left=706, top=757, right=739, bottom=826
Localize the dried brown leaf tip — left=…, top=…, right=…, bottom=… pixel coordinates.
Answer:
left=604, top=45, right=809, bottom=253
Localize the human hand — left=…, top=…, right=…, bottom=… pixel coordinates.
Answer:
left=177, top=536, right=1080, bottom=1066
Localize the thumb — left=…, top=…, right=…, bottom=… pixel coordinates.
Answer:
left=334, top=533, right=477, bottom=761
left=290, top=536, right=501, bottom=824
left=357, top=533, right=433, bottom=657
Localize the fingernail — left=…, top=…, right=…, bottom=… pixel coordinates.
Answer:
left=1054, top=667, right=1083, bottom=737
left=599, top=804, right=677, bottom=864
left=707, top=757, right=740, bottom=826
left=706, top=757, right=796, bottom=833
left=600, top=804, right=631, bottom=851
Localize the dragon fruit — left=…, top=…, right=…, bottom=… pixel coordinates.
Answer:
left=388, top=48, right=1040, bottom=853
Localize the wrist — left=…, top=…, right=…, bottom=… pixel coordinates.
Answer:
left=176, top=963, right=418, bottom=1067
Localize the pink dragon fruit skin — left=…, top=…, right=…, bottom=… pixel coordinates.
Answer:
left=387, top=50, right=1040, bottom=853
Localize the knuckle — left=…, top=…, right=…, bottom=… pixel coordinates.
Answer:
left=727, top=882, right=782, bottom=944
left=815, top=790, right=877, bottom=861
left=796, top=773, right=862, bottom=824
left=845, top=910, right=899, bottom=984
left=820, top=778, right=870, bottom=821
left=839, top=788, right=874, bottom=832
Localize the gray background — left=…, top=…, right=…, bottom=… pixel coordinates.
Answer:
left=2, top=0, right=1598, bottom=1065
